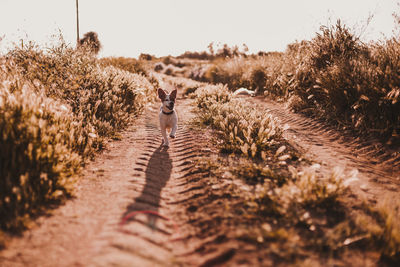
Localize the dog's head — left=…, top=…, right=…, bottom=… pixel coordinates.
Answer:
left=158, top=88, right=177, bottom=111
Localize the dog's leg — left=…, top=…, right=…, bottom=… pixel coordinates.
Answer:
left=170, top=124, right=177, bottom=139
left=161, top=126, right=169, bottom=147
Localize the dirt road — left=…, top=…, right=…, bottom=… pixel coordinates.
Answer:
left=1, top=78, right=399, bottom=266
left=0, top=96, right=214, bottom=266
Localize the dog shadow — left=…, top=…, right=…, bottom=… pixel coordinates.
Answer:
left=122, top=144, right=172, bottom=229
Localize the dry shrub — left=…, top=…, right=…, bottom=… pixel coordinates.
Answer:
left=291, top=21, right=399, bottom=139
left=0, top=71, right=83, bottom=230
left=78, top=31, right=102, bottom=55
left=376, top=200, right=400, bottom=263
left=203, top=57, right=249, bottom=89
left=191, top=20, right=399, bottom=141
left=154, top=62, right=165, bottom=72
left=195, top=84, right=283, bottom=159
left=100, top=57, right=147, bottom=76
left=139, top=53, right=153, bottom=61
left=200, top=53, right=290, bottom=97
left=7, top=41, right=154, bottom=140
left=194, top=83, right=231, bottom=110
left=164, top=66, right=173, bottom=76
left=0, top=39, right=154, bottom=232
left=193, top=71, right=400, bottom=264
left=178, top=50, right=212, bottom=60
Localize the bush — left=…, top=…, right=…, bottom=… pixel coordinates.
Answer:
left=0, top=40, right=154, bottom=232
left=7, top=42, right=154, bottom=140
left=78, top=31, right=102, bottom=55
left=292, top=21, right=399, bottom=139
left=154, top=62, right=165, bottom=72
left=203, top=58, right=249, bottom=89
left=190, top=20, right=400, bottom=141
left=0, top=70, right=83, bottom=230
left=139, top=53, right=153, bottom=61
left=100, top=57, right=147, bottom=76
left=195, top=84, right=283, bottom=159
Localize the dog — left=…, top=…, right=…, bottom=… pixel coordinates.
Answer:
left=233, top=87, right=255, bottom=97
left=158, top=88, right=178, bottom=147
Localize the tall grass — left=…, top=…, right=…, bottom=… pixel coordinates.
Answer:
left=194, top=84, right=284, bottom=159
left=100, top=56, right=147, bottom=76
left=0, top=40, right=154, bottom=232
left=192, top=21, right=400, bottom=141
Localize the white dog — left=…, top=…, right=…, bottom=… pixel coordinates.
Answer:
left=158, top=88, right=178, bottom=147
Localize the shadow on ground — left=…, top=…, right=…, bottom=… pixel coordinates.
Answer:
left=122, top=144, right=172, bottom=227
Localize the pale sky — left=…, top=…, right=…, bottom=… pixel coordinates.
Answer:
left=0, top=0, right=397, bottom=58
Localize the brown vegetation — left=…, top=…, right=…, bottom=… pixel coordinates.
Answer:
left=0, top=39, right=154, bottom=236
left=184, top=21, right=400, bottom=143
left=78, top=31, right=102, bottom=55
left=190, top=81, right=400, bottom=265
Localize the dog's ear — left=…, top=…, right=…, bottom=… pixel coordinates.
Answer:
left=158, top=88, right=166, bottom=100
left=170, top=89, right=177, bottom=101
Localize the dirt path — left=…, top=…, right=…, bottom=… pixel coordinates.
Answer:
left=250, top=96, right=400, bottom=206
left=0, top=96, right=213, bottom=266
left=1, top=79, right=399, bottom=266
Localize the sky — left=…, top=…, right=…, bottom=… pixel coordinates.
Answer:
left=0, top=0, right=398, bottom=58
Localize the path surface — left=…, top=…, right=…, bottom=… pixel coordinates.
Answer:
left=1, top=80, right=399, bottom=266
left=251, top=96, right=400, bottom=206
left=0, top=97, right=212, bottom=266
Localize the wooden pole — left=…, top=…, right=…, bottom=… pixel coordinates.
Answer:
left=76, top=0, right=80, bottom=46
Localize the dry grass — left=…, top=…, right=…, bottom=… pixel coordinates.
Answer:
left=0, top=39, right=155, bottom=235
left=194, top=84, right=302, bottom=161
left=100, top=57, right=147, bottom=76
left=361, top=199, right=400, bottom=263
left=189, top=81, right=400, bottom=265
left=188, top=20, right=400, bottom=142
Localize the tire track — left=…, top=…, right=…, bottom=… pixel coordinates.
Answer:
left=250, top=96, right=400, bottom=204
left=0, top=97, right=220, bottom=267
left=84, top=97, right=229, bottom=266
left=91, top=100, right=206, bottom=266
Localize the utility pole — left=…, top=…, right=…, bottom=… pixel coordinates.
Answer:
left=76, top=0, right=80, bottom=46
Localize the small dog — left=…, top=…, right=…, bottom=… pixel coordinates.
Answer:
left=233, top=87, right=255, bottom=97
left=158, top=88, right=178, bottom=147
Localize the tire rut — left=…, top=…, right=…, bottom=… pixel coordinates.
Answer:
left=90, top=100, right=212, bottom=266
left=250, top=96, right=400, bottom=205
left=0, top=98, right=217, bottom=267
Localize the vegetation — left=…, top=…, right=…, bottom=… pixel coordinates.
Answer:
left=189, top=81, right=400, bottom=265
left=0, top=40, right=154, bottom=234
left=194, top=84, right=286, bottom=159
left=186, top=21, right=400, bottom=142
left=178, top=43, right=248, bottom=60
left=78, top=31, right=102, bottom=55
left=1, top=7, right=399, bottom=266
left=100, top=56, right=147, bottom=76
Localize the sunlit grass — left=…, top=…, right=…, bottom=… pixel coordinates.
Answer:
left=189, top=20, right=399, bottom=141
left=194, top=84, right=301, bottom=163
left=190, top=81, right=400, bottom=265
left=0, top=39, right=155, bottom=234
